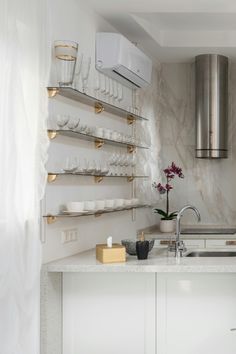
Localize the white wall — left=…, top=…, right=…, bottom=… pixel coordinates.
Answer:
left=42, top=0, right=160, bottom=263
left=157, top=62, right=236, bottom=225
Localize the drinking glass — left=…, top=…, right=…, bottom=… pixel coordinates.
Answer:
left=67, top=116, right=80, bottom=130
left=81, top=56, right=91, bottom=93
left=63, top=156, right=78, bottom=172
left=117, top=83, right=123, bottom=103
left=113, top=80, right=118, bottom=101
left=54, top=40, right=78, bottom=86
left=73, top=53, right=83, bottom=90
left=56, top=114, right=69, bottom=129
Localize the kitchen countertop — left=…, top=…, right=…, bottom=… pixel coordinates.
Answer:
left=45, top=248, right=236, bottom=273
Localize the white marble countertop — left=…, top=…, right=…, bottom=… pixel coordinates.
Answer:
left=45, top=248, right=236, bottom=273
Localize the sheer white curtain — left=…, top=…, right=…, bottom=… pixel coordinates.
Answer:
left=0, top=0, right=49, bottom=353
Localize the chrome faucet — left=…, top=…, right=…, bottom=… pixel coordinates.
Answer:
left=175, top=205, right=201, bottom=258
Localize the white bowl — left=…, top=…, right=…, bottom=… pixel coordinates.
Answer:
left=66, top=201, right=84, bottom=212
left=84, top=200, right=96, bottom=211
left=105, top=199, right=114, bottom=208
left=96, top=200, right=105, bottom=210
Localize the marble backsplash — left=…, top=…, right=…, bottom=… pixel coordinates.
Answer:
left=154, top=62, right=236, bottom=225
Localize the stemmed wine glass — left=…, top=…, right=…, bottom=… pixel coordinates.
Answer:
left=56, top=114, right=69, bottom=129
left=81, top=56, right=91, bottom=93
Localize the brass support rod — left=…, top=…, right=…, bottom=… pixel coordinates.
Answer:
left=95, top=102, right=104, bottom=114
left=47, top=216, right=57, bottom=224
left=47, top=130, right=58, bottom=140
left=47, top=174, right=57, bottom=183
left=94, top=176, right=103, bottom=183
left=94, top=139, right=104, bottom=149
left=127, top=114, right=136, bottom=125
left=47, top=87, right=59, bottom=98
left=127, top=176, right=135, bottom=182
left=127, top=145, right=136, bottom=153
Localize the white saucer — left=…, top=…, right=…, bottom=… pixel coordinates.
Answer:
left=61, top=210, right=89, bottom=215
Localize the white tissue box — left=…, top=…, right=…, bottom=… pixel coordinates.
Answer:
left=96, top=244, right=126, bottom=264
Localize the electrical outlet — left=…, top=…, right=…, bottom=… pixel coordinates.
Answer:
left=61, top=228, right=78, bottom=244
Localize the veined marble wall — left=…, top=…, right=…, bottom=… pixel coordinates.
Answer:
left=155, top=62, right=236, bottom=225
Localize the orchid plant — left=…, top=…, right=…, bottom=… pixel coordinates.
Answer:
left=153, top=162, right=184, bottom=220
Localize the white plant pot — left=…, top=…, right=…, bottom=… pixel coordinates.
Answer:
left=159, top=219, right=175, bottom=233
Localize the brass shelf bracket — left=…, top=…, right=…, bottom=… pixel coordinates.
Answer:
left=127, top=145, right=136, bottom=154
left=127, top=176, right=135, bottom=182
left=47, top=216, right=57, bottom=224
left=47, top=130, right=58, bottom=140
left=94, top=139, right=104, bottom=149
left=47, top=87, right=59, bottom=98
left=95, top=102, right=104, bottom=114
left=94, top=176, right=104, bottom=183
left=127, top=114, right=136, bottom=125
left=47, top=174, right=57, bottom=183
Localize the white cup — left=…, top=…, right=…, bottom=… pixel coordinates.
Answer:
left=95, top=127, right=104, bottom=138
left=105, top=199, right=114, bottom=208
left=103, top=129, right=111, bottom=140
left=111, top=131, right=119, bottom=141
left=114, top=199, right=124, bottom=208
left=124, top=199, right=132, bottom=207
left=84, top=200, right=96, bottom=211
left=96, top=200, right=105, bottom=210
left=66, top=201, right=84, bottom=212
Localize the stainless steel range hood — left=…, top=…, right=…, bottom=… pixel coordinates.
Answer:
left=195, top=54, right=228, bottom=158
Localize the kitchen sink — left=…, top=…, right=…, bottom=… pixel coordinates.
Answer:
left=185, top=251, right=236, bottom=257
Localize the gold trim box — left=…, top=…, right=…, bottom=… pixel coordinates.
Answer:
left=96, top=244, right=126, bottom=264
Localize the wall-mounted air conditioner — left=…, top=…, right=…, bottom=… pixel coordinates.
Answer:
left=95, top=32, right=152, bottom=89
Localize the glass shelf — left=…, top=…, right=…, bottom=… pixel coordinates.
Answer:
left=47, top=172, right=149, bottom=183
left=47, top=129, right=149, bottom=151
left=47, top=86, right=149, bottom=123
left=44, top=204, right=150, bottom=224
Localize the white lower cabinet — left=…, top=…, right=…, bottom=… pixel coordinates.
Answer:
left=63, top=273, right=156, bottom=354
left=63, top=272, right=236, bottom=354
left=156, top=273, right=236, bottom=354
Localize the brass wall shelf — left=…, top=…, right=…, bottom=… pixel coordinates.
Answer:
left=47, top=129, right=149, bottom=151
left=47, top=87, right=149, bottom=123
left=47, top=173, right=149, bottom=183
left=44, top=205, right=150, bottom=224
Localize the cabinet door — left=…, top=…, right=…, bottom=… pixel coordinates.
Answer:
left=63, top=273, right=155, bottom=354
left=156, top=274, right=236, bottom=354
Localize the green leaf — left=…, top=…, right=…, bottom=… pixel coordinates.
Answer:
left=154, top=209, right=168, bottom=218
left=169, top=211, right=178, bottom=218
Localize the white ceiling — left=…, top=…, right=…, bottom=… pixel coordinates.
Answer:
left=86, top=0, right=236, bottom=63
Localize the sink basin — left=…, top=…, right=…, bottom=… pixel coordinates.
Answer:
left=185, top=251, right=236, bottom=257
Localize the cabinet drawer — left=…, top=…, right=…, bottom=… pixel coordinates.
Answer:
left=184, top=239, right=205, bottom=248
left=154, top=239, right=205, bottom=248
left=206, top=239, right=236, bottom=248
